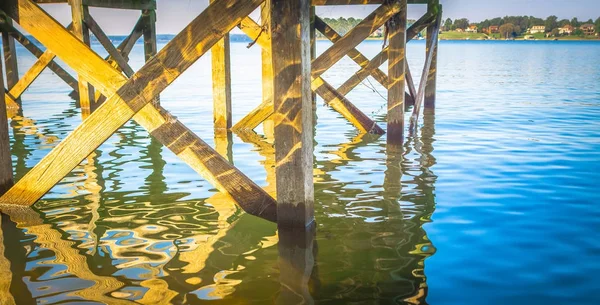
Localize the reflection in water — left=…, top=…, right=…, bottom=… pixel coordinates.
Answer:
left=0, top=98, right=437, bottom=303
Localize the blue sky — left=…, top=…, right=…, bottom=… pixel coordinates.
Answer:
left=37, top=0, right=600, bottom=34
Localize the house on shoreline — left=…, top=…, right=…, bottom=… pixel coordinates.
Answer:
left=530, top=25, right=546, bottom=34
left=559, top=25, right=574, bottom=35
left=581, top=24, right=596, bottom=36
left=465, top=24, right=478, bottom=33
left=487, top=25, right=499, bottom=34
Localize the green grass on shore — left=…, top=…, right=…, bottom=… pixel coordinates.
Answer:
left=439, top=31, right=488, bottom=40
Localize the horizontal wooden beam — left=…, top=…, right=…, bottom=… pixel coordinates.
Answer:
left=235, top=16, right=384, bottom=134
left=311, top=1, right=401, bottom=78
left=311, top=0, right=429, bottom=5
left=0, top=0, right=277, bottom=222
left=34, top=0, right=156, bottom=10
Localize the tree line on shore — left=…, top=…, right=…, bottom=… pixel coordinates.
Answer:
left=319, top=16, right=600, bottom=40
left=445, top=16, right=600, bottom=38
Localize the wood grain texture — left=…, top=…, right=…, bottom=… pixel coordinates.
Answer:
left=271, top=0, right=315, bottom=227
left=311, top=1, right=400, bottom=79
left=312, top=0, right=428, bottom=4
left=336, top=11, right=435, bottom=96
left=142, top=9, right=158, bottom=107
left=210, top=0, right=231, bottom=133
left=235, top=17, right=384, bottom=134
left=70, top=0, right=95, bottom=114
left=85, top=13, right=134, bottom=76
left=1, top=17, right=19, bottom=91
left=0, top=58, right=14, bottom=196
left=261, top=0, right=275, bottom=140
left=314, top=16, right=388, bottom=88
left=0, top=0, right=276, bottom=223
left=387, top=0, right=407, bottom=144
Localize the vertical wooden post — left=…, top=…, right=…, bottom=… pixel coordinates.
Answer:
left=142, top=9, right=159, bottom=106
left=387, top=0, right=407, bottom=144
left=70, top=0, right=95, bottom=116
left=310, top=5, right=317, bottom=107
left=261, top=0, right=275, bottom=140
left=1, top=18, right=19, bottom=94
left=0, top=58, right=13, bottom=196
left=271, top=0, right=314, bottom=228
left=208, top=0, right=231, bottom=132
left=424, top=0, right=440, bottom=111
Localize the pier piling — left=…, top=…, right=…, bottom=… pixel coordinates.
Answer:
left=271, top=0, right=315, bottom=228
left=387, top=0, right=408, bottom=144
left=425, top=0, right=440, bottom=111
left=0, top=0, right=442, bottom=227
left=0, top=58, right=13, bottom=196
left=70, top=0, right=96, bottom=115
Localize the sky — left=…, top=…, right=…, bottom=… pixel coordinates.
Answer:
left=37, top=0, right=600, bottom=35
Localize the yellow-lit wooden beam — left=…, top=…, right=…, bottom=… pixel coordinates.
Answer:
left=0, top=0, right=276, bottom=222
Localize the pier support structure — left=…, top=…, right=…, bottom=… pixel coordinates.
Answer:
left=0, top=0, right=442, bottom=227
left=0, top=57, right=13, bottom=196
left=271, top=0, right=315, bottom=228
left=424, top=0, right=440, bottom=111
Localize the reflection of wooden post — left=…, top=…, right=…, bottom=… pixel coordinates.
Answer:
left=271, top=0, right=314, bottom=228
left=387, top=0, right=407, bottom=144
left=210, top=0, right=231, bottom=133
left=1, top=17, right=19, bottom=94
left=424, top=0, right=440, bottom=111
left=261, top=0, right=275, bottom=141
left=277, top=225, right=317, bottom=304
left=142, top=9, right=159, bottom=106
left=0, top=58, right=14, bottom=196
left=69, top=0, right=95, bottom=116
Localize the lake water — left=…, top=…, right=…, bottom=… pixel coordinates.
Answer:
left=1, top=39, right=600, bottom=304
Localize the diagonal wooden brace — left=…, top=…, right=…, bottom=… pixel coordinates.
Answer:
left=311, top=1, right=401, bottom=79
left=0, top=0, right=276, bottom=222
left=337, top=11, right=435, bottom=97
left=233, top=16, right=385, bottom=134
left=314, top=16, right=389, bottom=87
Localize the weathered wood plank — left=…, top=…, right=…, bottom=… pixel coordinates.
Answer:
left=387, top=0, right=407, bottom=144
left=424, top=1, right=440, bottom=111
left=311, top=0, right=428, bottom=4
left=0, top=59, right=14, bottom=196
left=410, top=9, right=441, bottom=131
left=0, top=19, right=79, bottom=93
left=210, top=0, right=231, bottom=134
left=311, top=1, right=401, bottom=78
left=142, top=9, right=158, bottom=106
left=311, top=77, right=384, bottom=134
left=9, top=50, right=55, bottom=100
left=336, top=11, right=435, bottom=96
left=70, top=0, right=95, bottom=115
left=1, top=17, right=19, bottom=92
left=92, top=16, right=143, bottom=104
left=235, top=17, right=384, bottom=134
left=84, top=12, right=134, bottom=76
left=261, top=0, right=275, bottom=140
left=83, top=0, right=156, bottom=10
left=271, top=0, right=314, bottom=227
left=314, top=16, right=388, bottom=88
left=0, top=0, right=276, bottom=222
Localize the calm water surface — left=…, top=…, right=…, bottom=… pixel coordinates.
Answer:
left=1, top=39, right=599, bottom=304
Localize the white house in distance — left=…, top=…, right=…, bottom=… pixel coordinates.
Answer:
left=465, top=25, right=478, bottom=33
left=529, top=25, right=546, bottom=34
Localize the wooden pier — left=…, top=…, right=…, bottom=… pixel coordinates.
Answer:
left=0, top=0, right=442, bottom=228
